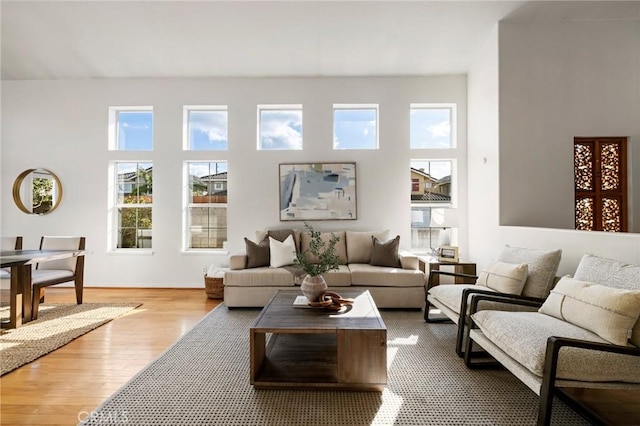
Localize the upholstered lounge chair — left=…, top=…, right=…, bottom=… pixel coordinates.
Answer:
left=464, top=254, right=640, bottom=426
left=426, top=245, right=562, bottom=356
left=31, top=236, right=86, bottom=319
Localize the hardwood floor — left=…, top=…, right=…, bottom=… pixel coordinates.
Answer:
left=1, top=288, right=220, bottom=426
left=1, top=287, right=638, bottom=425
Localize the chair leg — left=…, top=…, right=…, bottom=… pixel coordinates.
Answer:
left=74, top=277, right=83, bottom=304
left=32, top=286, right=43, bottom=320
left=455, top=315, right=467, bottom=357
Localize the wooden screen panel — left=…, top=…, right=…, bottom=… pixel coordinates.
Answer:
left=574, top=137, right=627, bottom=232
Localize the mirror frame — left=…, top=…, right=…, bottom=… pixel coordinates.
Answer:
left=12, top=168, right=63, bottom=215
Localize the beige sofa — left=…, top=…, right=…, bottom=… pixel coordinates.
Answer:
left=464, top=254, right=640, bottom=425
left=223, top=229, right=426, bottom=308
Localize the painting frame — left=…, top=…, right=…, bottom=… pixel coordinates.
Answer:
left=279, top=162, right=357, bottom=221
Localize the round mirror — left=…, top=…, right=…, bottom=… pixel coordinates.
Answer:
left=12, top=169, right=63, bottom=215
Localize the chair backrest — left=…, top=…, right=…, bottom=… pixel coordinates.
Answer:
left=38, top=236, right=85, bottom=272
left=1, top=236, right=23, bottom=251
left=573, top=253, right=640, bottom=347
left=497, top=245, right=562, bottom=299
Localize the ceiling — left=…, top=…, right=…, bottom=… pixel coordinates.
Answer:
left=1, top=1, right=637, bottom=80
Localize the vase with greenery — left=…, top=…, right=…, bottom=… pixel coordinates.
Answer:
left=295, top=222, right=341, bottom=302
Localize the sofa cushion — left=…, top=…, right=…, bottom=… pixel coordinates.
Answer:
left=345, top=230, right=389, bottom=264
left=224, top=268, right=296, bottom=287
left=349, top=263, right=424, bottom=287
left=318, top=265, right=352, bottom=287
left=472, top=310, right=640, bottom=383
left=476, top=261, right=528, bottom=295
left=573, top=254, right=640, bottom=347
left=370, top=236, right=401, bottom=268
left=300, top=231, right=348, bottom=265
left=497, top=245, right=562, bottom=299
left=269, top=235, right=297, bottom=268
left=244, top=237, right=270, bottom=268
left=539, top=276, right=640, bottom=346
left=256, top=229, right=301, bottom=252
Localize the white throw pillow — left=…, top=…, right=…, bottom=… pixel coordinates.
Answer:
left=476, top=261, right=528, bottom=295
left=269, top=235, right=297, bottom=268
left=539, top=276, right=640, bottom=346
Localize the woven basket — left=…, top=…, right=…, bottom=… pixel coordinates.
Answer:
left=204, top=275, right=224, bottom=299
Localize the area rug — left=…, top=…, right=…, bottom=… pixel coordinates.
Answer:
left=1, top=302, right=141, bottom=376
left=82, top=306, right=588, bottom=426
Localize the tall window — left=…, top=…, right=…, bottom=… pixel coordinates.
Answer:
left=410, top=104, right=455, bottom=149
left=183, top=106, right=228, bottom=150
left=410, top=160, right=454, bottom=251
left=257, top=105, right=302, bottom=150
left=115, top=162, right=153, bottom=249
left=333, top=104, right=378, bottom=149
left=574, top=137, right=627, bottom=232
left=186, top=162, right=228, bottom=249
left=108, top=107, right=153, bottom=151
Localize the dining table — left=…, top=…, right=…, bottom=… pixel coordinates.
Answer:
left=1, top=249, right=85, bottom=328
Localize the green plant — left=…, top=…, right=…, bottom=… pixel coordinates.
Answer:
left=295, top=222, right=340, bottom=277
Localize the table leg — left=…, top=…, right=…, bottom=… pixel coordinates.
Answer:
left=20, top=266, right=33, bottom=323
left=7, top=265, right=24, bottom=328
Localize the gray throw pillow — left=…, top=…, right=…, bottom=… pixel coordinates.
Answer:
left=370, top=236, right=401, bottom=268
left=244, top=237, right=270, bottom=268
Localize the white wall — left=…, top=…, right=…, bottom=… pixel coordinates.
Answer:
left=1, top=76, right=468, bottom=287
left=499, top=20, right=640, bottom=232
left=468, top=22, right=640, bottom=274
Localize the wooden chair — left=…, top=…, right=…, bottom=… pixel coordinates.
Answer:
left=31, top=236, right=85, bottom=319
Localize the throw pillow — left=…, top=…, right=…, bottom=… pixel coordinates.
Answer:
left=267, top=229, right=299, bottom=253
left=539, top=276, right=640, bottom=346
left=269, top=235, right=297, bottom=268
left=497, top=245, right=562, bottom=299
left=244, top=237, right=270, bottom=268
left=476, top=261, right=528, bottom=295
left=345, top=230, right=390, bottom=264
left=370, top=236, right=401, bottom=268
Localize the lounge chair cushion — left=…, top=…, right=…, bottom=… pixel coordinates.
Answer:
left=573, top=254, right=640, bottom=347
left=497, top=245, right=561, bottom=299
left=472, top=310, right=640, bottom=383
left=476, top=261, right=528, bottom=295
left=539, top=276, right=640, bottom=346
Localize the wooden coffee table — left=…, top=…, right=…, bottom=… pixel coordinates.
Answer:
left=250, top=289, right=387, bottom=391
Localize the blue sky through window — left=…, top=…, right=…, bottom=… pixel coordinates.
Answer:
left=117, top=111, right=153, bottom=150
left=188, top=110, right=228, bottom=150
left=259, top=108, right=302, bottom=150
left=333, top=107, right=377, bottom=149
left=410, top=107, right=452, bottom=149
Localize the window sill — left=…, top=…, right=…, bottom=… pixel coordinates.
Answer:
left=181, top=249, right=229, bottom=256
left=107, top=249, right=154, bottom=256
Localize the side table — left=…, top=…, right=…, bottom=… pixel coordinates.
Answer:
left=418, top=257, right=477, bottom=286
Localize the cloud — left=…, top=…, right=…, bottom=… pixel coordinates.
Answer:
left=190, top=111, right=228, bottom=144
left=260, top=110, right=302, bottom=149
left=428, top=120, right=451, bottom=138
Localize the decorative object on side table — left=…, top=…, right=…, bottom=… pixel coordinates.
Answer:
left=437, top=246, right=459, bottom=263
left=295, top=222, right=341, bottom=302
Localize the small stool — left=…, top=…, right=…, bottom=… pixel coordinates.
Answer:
left=204, top=266, right=227, bottom=300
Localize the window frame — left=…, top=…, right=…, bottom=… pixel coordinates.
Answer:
left=332, top=103, right=379, bottom=150
left=109, top=161, right=154, bottom=251
left=183, top=105, right=229, bottom=151
left=108, top=106, right=154, bottom=151
left=409, top=103, right=457, bottom=149
left=183, top=161, right=229, bottom=252
left=256, top=104, right=303, bottom=151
